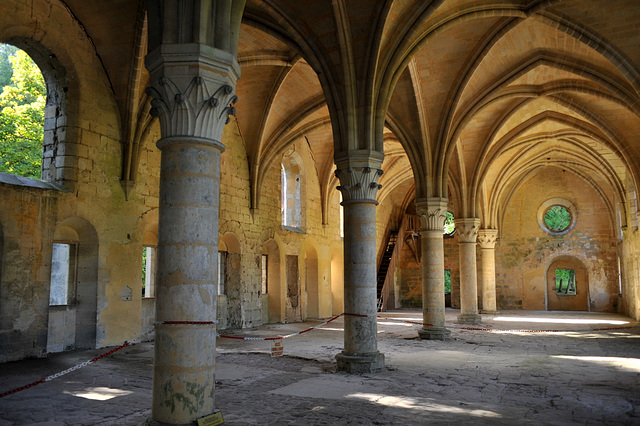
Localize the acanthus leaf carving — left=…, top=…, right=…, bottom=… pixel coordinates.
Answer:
left=456, top=218, right=481, bottom=243
left=335, top=166, right=383, bottom=204
left=477, top=229, right=499, bottom=249
left=416, top=198, right=449, bottom=231
left=145, top=75, right=237, bottom=142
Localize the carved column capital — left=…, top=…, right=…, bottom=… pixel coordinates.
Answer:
left=456, top=218, right=481, bottom=243
left=145, top=45, right=241, bottom=147
left=415, top=197, right=449, bottom=231
left=335, top=151, right=384, bottom=204
left=477, top=229, right=499, bottom=249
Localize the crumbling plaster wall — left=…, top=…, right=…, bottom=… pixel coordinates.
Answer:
left=0, top=0, right=163, bottom=360
left=216, top=119, right=344, bottom=328
left=495, top=168, right=618, bottom=312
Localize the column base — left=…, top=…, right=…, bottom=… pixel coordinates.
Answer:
left=143, top=418, right=190, bottom=426
left=457, top=314, right=482, bottom=324
left=481, top=309, right=498, bottom=315
left=418, top=326, right=451, bottom=340
left=336, top=351, right=385, bottom=374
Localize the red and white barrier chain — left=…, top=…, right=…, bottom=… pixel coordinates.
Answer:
left=217, top=312, right=372, bottom=341
left=2, top=313, right=637, bottom=398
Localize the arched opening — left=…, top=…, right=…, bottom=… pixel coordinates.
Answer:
left=220, top=232, right=242, bottom=329
left=262, top=239, right=282, bottom=323
left=0, top=39, right=68, bottom=184
left=546, top=257, right=589, bottom=311
left=304, top=243, right=319, bottom=319
left=47, top=217, right=98, bottom=353
left=0, top=44, right=45, bottom=178
left=330, top=248, right=344, bottom=316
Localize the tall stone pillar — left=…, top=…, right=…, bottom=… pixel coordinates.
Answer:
left=478, top=229, right=498, bottom=314
left=145, top=45, right=239, bottom=424
left=334, top=151, right=385, bottom=373
left=416, top=198, right=451, bottom=340
left=456, top=218, right=482, bottom=324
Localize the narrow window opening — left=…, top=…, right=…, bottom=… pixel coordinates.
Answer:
left=0, top=44, right=46, bottom=179
left=281, top=156, right=302, bottom=230
left=141, top=246, right=156, bottom=298
left=555, top=269, right=576, bottom=295
left=261, top=254, right=268, bottom=295
left=50, top=242, right=78, bottom=306
left=218, top=251, right=226, bottom=296
left=444, top=269, right=452, bottom=293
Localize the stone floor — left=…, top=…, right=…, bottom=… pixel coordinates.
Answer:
left=1, top=309, right=639, bottom=425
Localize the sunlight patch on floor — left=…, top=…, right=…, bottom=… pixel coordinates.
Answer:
left=348, top=393, right=502, bottom=417
left=64, top=386, right=133, bottom=401
left=493, top=317, right=628, bottom=325
left=552, top=355, right=640, bottom=372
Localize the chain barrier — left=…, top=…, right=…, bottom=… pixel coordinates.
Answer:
left=218, top=314, right=343, bottom=341
left=2, top=314, right=638, bottom=399
left=0, top=326, right=156, bottom=399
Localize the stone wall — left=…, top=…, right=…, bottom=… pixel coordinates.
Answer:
left=496, top=167, right=618, bottom=312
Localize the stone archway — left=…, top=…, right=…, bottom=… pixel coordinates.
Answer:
left=47, top=217, right=99, bottom=353
left=547, top=257, right=589, bottom=311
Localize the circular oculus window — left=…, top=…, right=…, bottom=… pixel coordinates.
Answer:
left=537, top=198, right=577, bottom=236
left=543, top=205, right=572, bottom=233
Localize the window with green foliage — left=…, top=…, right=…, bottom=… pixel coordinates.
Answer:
left=555, top=269, right=576, bottom=295
left=444, top=269, right=451, bottom=292
left=544, top=205, right=572, bottom=233
left=443, top=212, right=455, bottom=235
left=0, top=44, right=46, bottom=178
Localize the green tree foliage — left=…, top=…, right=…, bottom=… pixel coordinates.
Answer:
left=555, top=269, right=576, bottom=294
left=444, top=269, right=451, bottom=293
left=544, top=205, right=571, bottom=232
left=443, top=211, right=455, bottom=235
left=0, top=45, right=46, bottom=178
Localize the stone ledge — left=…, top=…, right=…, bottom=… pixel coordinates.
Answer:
left=0, top=172, right=69, bottom=192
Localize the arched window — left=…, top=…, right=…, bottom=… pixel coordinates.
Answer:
left=0, top=44, right=45, bottom=178
left=281, top=153, right=303, bottom=231
left=0, top=40, right=69, bottom=185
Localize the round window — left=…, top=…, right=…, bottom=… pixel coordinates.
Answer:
left=543, top=205, right=572, bottom=233
left=537, top=198, right=577, bottom=236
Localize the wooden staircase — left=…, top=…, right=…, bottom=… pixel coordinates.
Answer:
left=376, top=232, right=397, bottom=310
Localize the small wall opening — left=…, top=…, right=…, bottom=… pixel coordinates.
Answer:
left=47, top=218, right=98, bottom=353
left=547, top=258, right=588, bottom=311
left=220, top=233, right=242, bottom=329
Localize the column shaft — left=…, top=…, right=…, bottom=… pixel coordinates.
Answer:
left=478, top=229, right=498, bottom=314
left=145, top=44, right=240, bottom=424
left=456, top=218, right=481, bottom=324
left=416, top=198, right=450, bottom=340
left=342, top=202, right=379, bottom=354
left=334, top=152, right=385, bottom=373
left=480, top=248, right=497, bottom=313
left=153, top=140, right=222, bottom=423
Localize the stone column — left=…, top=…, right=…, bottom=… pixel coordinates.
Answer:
left=478, top=229, right=498, bottom=314
left=146, top=45, right=239, bottom=424
left=456, top=218, right=482, bottom=324
left=416, top=198, right=451, bottom=340
left=334, top=151, right=385, bottom=373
